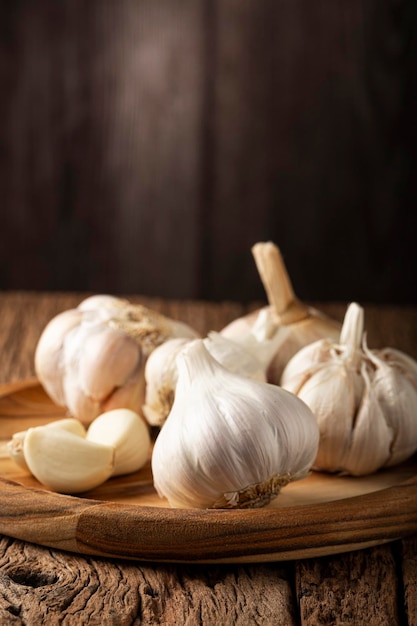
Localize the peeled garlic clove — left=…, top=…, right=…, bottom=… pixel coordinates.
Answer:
left=7, top=430, right=29, bottom=471
left=7, top=418, right=87, bottom=471
left=23, top=427, right=115, bottom=493
left=87, top=409, right=151, bottom=476
left=35, top=294, right=200, bottom=423
left=151, top=339, right=319, bottom=509
left=221, top=242, right=341, bottom=383
left=281, top=302, right=417, bottom=475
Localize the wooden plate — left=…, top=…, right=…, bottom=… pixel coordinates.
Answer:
left=0, top=380, right=416, bottom=563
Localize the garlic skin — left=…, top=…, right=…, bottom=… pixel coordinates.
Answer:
left=151, top=339, right=319, bottom=509
left=143, top=319, right=287, bottom=427
left=35, top=295, right=199, bottom=423
left=281, top=302, right=417, bottom=476
left=142, top=337, right=190, bottom=427
left=87, top=408, right=151, bottom=476
left=221, top=242, right=341, bottom=383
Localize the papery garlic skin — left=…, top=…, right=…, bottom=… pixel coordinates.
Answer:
left=142, top=337, right=190, bottom=426
left=221, top=242, right=341, bottom=383
left=151, top=340, right=319, bottom=509
left=143, top=321, right=286, bottom=427
left=281, top=302, right=417, bottom=476
left=35, top=295, right=199, bottom=423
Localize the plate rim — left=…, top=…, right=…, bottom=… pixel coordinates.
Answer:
left=1, top=379, right=417, bottom=563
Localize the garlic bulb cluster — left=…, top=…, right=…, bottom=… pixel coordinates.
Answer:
left=8, top=409, right=151, bottom=494
left=35, top=294, right=199, bottom=422
left=143, top=309, right=288, bottom=427
left=221, top=241, right=341, bottom=383
left=281, top=302, right=417, bottom=476
left=151, top=339, right=319, bottom=509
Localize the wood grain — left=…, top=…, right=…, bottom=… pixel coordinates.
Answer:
left=0, top=1, right=416, bottom=305
left=0, top=292, right=416, bottom=623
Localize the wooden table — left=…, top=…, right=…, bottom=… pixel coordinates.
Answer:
left=0, top=291, right=416, bottom=625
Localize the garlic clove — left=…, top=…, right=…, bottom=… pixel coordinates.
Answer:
left=297, top=362, right=360, bottom=473
left=362, top=346, right=417, bottom=467
left=77, top=294, right=130, bottom=312
left=23, top=427, right=115, bottom=493
left=340, top=364, right=392, bottom=475
left=142, top=337, right=190, bottom=427
left=221, top=242, right=341, bottom=383
left=151, top=339, right=319, bottom=509
left=87, top=408, right=151, bottom=476
left=7, top=430, right=29, bottom=471
left=77, top=325, right=142, bottom=404
left=34, top=309, right=83, bottom=406
left=7, top=418, right=87, bottom=472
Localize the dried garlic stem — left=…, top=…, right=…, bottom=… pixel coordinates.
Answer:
left=339, top=302, right=364, bottom=367
left=251, top=242, right=307, bottom=325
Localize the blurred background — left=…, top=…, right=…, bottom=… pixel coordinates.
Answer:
left=0, top=0, right=416, bottom=305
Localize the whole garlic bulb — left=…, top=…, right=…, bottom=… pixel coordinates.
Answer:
left=221, top=241, right=341, bottom=383
left=281, top=302, right=417, bottom=476
left=143, top=312, right=288, bottom=427
left=151, top=339, right=319, bottom=509
left=35, top=295, right=199, bottom=423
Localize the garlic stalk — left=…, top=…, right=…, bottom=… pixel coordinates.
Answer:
left=143, top=312, right=289, bottom=427
left=35, top=294, right=199, bottom=423
left=151, top=339, right=319, bottom=509
left=221, top=242, right=341, bottom=383
left=281, top=302, right=417, bottom=476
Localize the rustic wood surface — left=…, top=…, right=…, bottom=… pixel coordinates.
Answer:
left=0, top=291, right=416, bottom=624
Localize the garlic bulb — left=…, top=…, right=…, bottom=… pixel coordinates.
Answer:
left=151, top=339, right=319, bottom=509
left=143, top=313, right=289, bottom=427
left=281, top=302, right=417, bottom=476
left=221, top=241, right=341, bottom=383
left=35, top=294, right=199, bottom=423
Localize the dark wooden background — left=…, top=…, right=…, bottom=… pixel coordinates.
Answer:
left=0, top=0, right=416, bottom=304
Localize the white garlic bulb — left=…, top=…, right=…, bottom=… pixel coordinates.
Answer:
left=143, top=312, right=289, bottom=427
left=221, top=241, right=341, bottom=383
left=151, top=339, right=319, bottom=509
left=281, top=302, right=417, bottom=476
left=35, top=294, right=199, bottom=423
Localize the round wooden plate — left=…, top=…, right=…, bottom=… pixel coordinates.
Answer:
left=0, top=379, right=416, bottom=563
